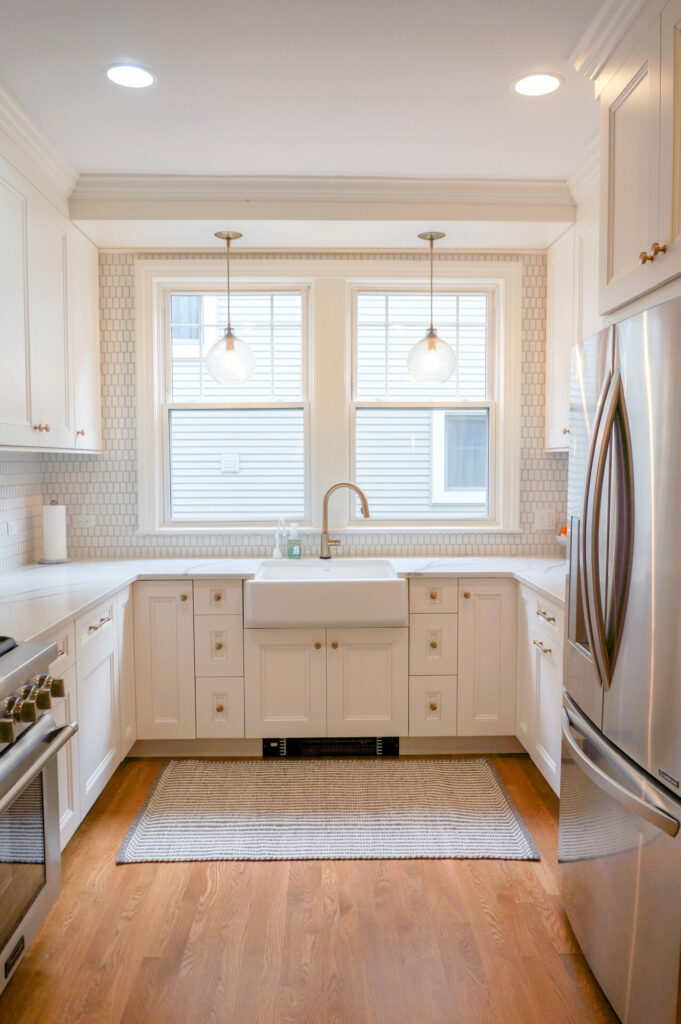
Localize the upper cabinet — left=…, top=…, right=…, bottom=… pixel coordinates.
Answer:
left=600, top=1, right=681, bottom=313
left=0, top=152, right=101, bottom=452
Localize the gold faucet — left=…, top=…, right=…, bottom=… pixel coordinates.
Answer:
left=320, top=482, right=370, bottom=559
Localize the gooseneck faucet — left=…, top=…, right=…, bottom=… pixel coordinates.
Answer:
left=320, top=482, right=370, bottom=559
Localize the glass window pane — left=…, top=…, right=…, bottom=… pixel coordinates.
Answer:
left=169, top=409, right=305, bottom=521
left=355, top=291, right=488, bottom=401
left=354, top=407, right=489, bottom=520
left=169, top=291, right=304, bottom=403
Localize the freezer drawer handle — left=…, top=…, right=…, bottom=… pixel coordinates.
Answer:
left=561, top=707, right=679, bottom=838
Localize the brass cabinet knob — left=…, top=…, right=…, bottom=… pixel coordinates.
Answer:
left=430, top=640, right=438, bottom=649
left=215, top=642, right=223, bottom=650
left=33, top=423, right=44, bottom=431
left=179, top=593, right=188, bottom=602
left=463, top=591, right=471, bottom=599
left=314, top=641, right=322, bottom=649
left=215, top=704, right=224, bottom=713
left=429, top=702, right=438, bottom=711
left=76, top=428, right=85, bottom=436
left=214, top=592, right=222, bottom=601
left=44, top=423, right=50, bottom=432
left=429, top=591, right=438, bottom=600
left=331, top=641, right=339, bottom=649
left=562, top=427, right=570, bottom=435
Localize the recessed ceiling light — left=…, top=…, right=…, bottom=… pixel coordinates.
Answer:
left=106, top=64, right=156, bottom=88
left=513, top=73, right=562, bottom=96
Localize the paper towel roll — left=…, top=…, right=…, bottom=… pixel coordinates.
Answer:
left=42, top=504, right=68, bottom=562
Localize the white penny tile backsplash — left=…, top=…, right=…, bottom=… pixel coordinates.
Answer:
left=0, top=250, right=567, bottom=570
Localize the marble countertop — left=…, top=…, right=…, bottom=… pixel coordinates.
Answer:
left=0, top=555, right=567, bottom=643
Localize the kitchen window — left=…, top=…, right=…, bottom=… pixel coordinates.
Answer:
left=352, top=290, right=497, bottom=522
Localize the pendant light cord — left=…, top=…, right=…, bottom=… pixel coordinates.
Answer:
left=429, top=236, right=434, bottom=332
left=226, top=237, right=232, bottom=331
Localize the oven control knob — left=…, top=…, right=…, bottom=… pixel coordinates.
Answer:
left=14, top=697, right=38, bottom=723
left=34, top=673, right=65, bottom=699
left=0, top=718, right=15, bottom=743
left=49, top=676, right=65, bottom=699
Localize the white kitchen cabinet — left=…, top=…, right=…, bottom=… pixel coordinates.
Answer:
left=134, top=581, right=196, bottom=740
left=457, top=579, right=516, bottom=736
left=194, top=614, right=243, bottom=677
left=409, top=674, right=458, bottom=737
left=515, top=586, right=535, bottom=750
left=326, top=627, right=408, bottom=736
left=545, top=227, right=574, bottom=450
left=50, top=663, right=80, bottom=850
left=409, top=613, right=458, bottom=676
left=196, top=677, right=245, bottom=738
left=244, top=628, right=326, bottom=737
left=76, top=632, right=120, bottom=816
left=68, top=226, right=101, bottom=451
left=26, top=191, right=72, bottom=448
left=0, top=155, right=33, bottom=447
left=117, top=586, right=136, bottom=756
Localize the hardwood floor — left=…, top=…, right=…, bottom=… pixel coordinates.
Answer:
left=1, top=755, right=618, bottom=1024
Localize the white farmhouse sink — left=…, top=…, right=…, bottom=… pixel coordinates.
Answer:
left=244, top=559, right=408, bottom=627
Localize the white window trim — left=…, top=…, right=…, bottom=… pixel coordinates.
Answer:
left=136, top=257, right=522, bottom=534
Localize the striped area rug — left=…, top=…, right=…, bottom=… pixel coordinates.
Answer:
left=117, top=757, right=539, bottom=863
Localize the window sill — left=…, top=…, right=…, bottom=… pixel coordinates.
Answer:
left=137, top=524, right=522, bottom=536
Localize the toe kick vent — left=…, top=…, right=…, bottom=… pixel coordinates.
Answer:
left=263, top=737, right=399, bottom=758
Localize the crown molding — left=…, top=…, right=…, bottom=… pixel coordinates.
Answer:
left=567, top=137, right=600, bottom=208
left=0, top=79, right=78, bottom=200
left=569, top=0, right=650, bottom=83
left=70, top=174, right=575, bottom=225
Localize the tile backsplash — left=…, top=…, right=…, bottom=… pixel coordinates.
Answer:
left=0, top=250, right=567, bottom=570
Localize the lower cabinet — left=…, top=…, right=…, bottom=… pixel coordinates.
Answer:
left=134, top=581, right=196, bottom=739
left=51, top=663, right=81, bottom=850
left=515, top=584, right=564, bottom=795
left=244, top=628, right=327, bottom=737
left=457, top=579, right=517, bottom=736
left=117, top=586, right=136, bottom=756
left=326, top=627, right=408, bottom=736
left=244, top=627, right=408, bottom=738
left=76, top=633, right=120, bottom=817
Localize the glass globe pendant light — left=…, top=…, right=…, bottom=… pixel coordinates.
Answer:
left=205, top=230, right=256, bottom=384
left=407, top=231, right=457, bottom=384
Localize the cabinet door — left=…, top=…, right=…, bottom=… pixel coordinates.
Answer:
left=27, top=194, right=72, bottom=447
left=457, top=579, right=516, bottom=736
left=51, top=663, right=81, bottom=849
left=68, top=226, right=101, bottom=451
left=244, top=628, right=326, bottom=738
left=545, top=226, right=574, bottom=450
left=531, top=629, right=563, bottom=796
left=134, top=581, right=196, bottom=739
left=0, top=156, right=33, bottom=446
left=657, top=0, right=681, bottom=288
left=326, top=627, right=408, bottom=737
left=117, top=586, right=136, bottom=756
left=515, top=585, right=536, bottom=751
left=76, top=633, right=120, bottom=816
left=599, top=18, right=662, bottom=314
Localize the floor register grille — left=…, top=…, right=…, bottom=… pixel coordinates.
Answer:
left=262, top=737, right=400, bottom=757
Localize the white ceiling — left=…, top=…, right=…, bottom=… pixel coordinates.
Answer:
left=0, top=0, right=601, bottom=180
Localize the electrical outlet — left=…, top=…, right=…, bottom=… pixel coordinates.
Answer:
left=73, top=515, right=95, bottom=528
left=534, top=509, right=555, bottom=532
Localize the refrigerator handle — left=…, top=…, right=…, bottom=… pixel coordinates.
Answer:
left=562, top=703, right=680, bottom=838
left=581, top=369, right=612, bottom=687
left=605, top=380, right=635, bottom=678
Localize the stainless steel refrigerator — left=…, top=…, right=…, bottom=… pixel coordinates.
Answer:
left=560, top=295, right=681, bottom=1024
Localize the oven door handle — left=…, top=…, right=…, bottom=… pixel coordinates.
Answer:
left=0, top=720, right=78, bottom=815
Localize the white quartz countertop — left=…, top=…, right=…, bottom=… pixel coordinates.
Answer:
left=0, top=555, right=567, bottom=643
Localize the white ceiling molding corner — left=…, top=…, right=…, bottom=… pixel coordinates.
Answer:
left=0, top=77, right=78, bottom=208
left=569, top=0, right=651, bottom=87
left=70, top=174, right=575, bottom=225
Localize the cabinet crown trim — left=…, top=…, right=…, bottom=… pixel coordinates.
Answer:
left=0, top=79, right=78, bottom=199
left=570, top=0, right=652, bottom=85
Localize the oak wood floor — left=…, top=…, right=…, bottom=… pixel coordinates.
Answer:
left=0, top=755, right=618, bottom=1024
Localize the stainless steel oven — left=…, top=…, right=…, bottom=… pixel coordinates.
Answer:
left=0, top=640, right=77, bottom=996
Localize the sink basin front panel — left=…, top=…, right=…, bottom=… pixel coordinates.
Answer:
left=244, top=577, right=408, bottom=628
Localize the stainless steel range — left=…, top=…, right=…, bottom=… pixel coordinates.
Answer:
left=0, top=638, right=77, bottom=996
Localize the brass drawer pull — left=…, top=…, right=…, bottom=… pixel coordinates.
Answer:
left=314, top=641, right=322, bottom=650
left=537, top=608, right=556, bottom=623
left=76, top=428, right=85, bottom=436
left=215, top=703, right=224, bottom=713
left=44, top=423, right=50, bottom=432
left=88, top=615, right=111, bottom=633
left=429, top=591, right=438, bottom=600
left=215, top=642, right=223, bottom=651
left=533, top=639, right=552, bottom=655
left=179, top=593, right=188, bottom=602
left=33, top=423, right=44, bottom=431
left=430, top=640, right=438, bottom=649
left=640, top=242, right=668, bottom=264
left=331, top=641, right=339, bottom=649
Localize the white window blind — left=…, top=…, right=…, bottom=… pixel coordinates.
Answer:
left=353, top=290, right=492, bottom=522
left=166, top=291, right=306, bottom=523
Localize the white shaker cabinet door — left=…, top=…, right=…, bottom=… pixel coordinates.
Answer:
left=117, top=586, right=136, bottom=756
left=515, top=584, right=536, bottom=751
left=134, top=581, right=196, bottom=739
left=68, top=226, right=101, bottom=451
left=51, top=663, right=81, bottom=849
left=0, top=156, right=33, bottom=446
left=530, top=628, right=563, bottom=796
left=457, top=579, right=517, bottom=736
left=76, top=633, right=120, bottom=816
left=244, top=628, right=326, bottom=738
left=326, top=627, right=408, bottom=737
left=27, top=193, right=72, bottom=448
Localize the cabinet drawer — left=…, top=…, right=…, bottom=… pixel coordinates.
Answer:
left=41, top=622, right=76, bottom=674
left=194, top=615, right=243, bottom=677
left=409, top=613, right=458, bottom=675
left=75, top=596, right=116, bottom=655
left=196, top=677, right=245, bottom=738
left=525, top=589, right=564, bottom=646
left=409, top=578, right=458, bottom=614
left=193, top=580, right=242, bottom=615
left=409, top=675, right=457, bottom=736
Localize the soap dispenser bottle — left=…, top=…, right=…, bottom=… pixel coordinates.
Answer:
left=287, top=524, right=302, bottom=559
